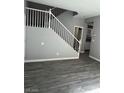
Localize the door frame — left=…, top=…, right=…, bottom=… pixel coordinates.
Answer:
left=74, top=26, right=84, bottom=53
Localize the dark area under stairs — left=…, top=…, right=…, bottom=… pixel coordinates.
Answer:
left=24, top=53, right=100, bottom=93
left=25, top=1, right=78, bottom=17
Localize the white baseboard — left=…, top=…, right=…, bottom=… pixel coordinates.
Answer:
left=25, top=57, right=79, bottom=63
left=89, top=55, right=100, bottom=62
left=80, top=51, right=85, bottom=53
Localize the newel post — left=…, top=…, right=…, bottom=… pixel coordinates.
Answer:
left=49, top=9, right=51, bottom=28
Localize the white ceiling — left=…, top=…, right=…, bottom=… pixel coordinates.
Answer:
left=27, top=0, right=100, bottom=18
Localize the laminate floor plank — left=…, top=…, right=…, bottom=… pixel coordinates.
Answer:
left=25, top=53, right=100, bottom=93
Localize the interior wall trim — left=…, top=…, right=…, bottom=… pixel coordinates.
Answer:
left=25, top=57, right=79, bottom=63
left=89, top=55, right=100, bottom=62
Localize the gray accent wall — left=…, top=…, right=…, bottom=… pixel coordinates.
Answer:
left=25, top=27, right=78, bottom=61
left=86, top=16, right=100, bottom=60
left=57, top=11, right=75, bottom=34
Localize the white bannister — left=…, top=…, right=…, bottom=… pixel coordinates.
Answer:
left=26, top=7, right=49, bottom=13
left=25, top=7, right=81, bottom=53
left=51, top=13, right=80, bottom=44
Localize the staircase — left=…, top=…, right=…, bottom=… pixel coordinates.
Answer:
left=25, top=7, right=82, bottom=61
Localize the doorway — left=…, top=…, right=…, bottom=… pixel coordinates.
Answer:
left=73, top=26, right=83, bottom=52
left=84, top=22, right=94, bottom=54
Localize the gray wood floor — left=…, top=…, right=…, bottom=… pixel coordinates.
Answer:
left=24, top=53, right=100, bottom=93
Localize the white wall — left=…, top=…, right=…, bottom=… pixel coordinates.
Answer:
left=25, top=27, right=78, bottom=61
left=86, top=16, right=100, bottom=60
left=57, top=11, right=86, bottom=52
